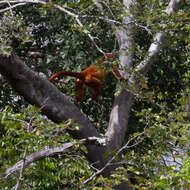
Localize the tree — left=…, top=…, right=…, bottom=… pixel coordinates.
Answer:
left=0, top=0, right=189, bottom=189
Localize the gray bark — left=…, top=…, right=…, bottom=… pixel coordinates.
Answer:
left=106, top=0, right=184, bottom=151
left=0, top=53, right=106, bottom=169
left=0, top=0, right=185, bottom=189
left=105, top=0, right=135, bottom=150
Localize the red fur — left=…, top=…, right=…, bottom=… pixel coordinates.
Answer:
left=49, top=53, right=123, bottom=102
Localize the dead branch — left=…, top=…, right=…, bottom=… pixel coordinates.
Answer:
left=6, top=137, right=105, bottom=177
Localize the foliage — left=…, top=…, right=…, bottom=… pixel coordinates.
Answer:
left=0, top=106, right=93, bottom=189
left=0, top=0, right=190, bottom=189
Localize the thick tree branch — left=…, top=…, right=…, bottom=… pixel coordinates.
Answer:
left=106, top=0, right=135, bottom=150
left=84, top=128, right=145, bottom=184
left=134, top=0, right=184, bottom=76
left=5, top=137, right=105, bottom=177
left=0, top=1, right=185, bottom=189
left=106, top=0, right=185, bottom=150
left=134, top=32, right=165, bottom=76
left=0, top=53, right=106, bottom=168
left=6, top=142, right=76, bottom=177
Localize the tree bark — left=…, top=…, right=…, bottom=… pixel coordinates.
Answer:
left=106, top=0, right=184, bottom=151
left=105, top=0, right=135, bottom=150
left=0, top=0, right=185, bottom=189
left=0, top=53, right=106, bottom=169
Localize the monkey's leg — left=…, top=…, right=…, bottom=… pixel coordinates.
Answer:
left=76, top=79, right=85, bottom=101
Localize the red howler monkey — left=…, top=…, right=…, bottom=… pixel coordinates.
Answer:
left=49, top=53, right=123, bottom=102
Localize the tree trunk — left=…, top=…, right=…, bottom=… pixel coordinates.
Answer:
left=0, top=53, right=106, bottom=169
left=0, top=0, right=185, bottom=189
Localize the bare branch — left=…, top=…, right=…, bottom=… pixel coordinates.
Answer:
left=135, top=32, right=165, bottom=76
left=80, top=15, right=121, bottom=25
left=14, top=116, right=35, bottom=190
left=166, top=0, right=185, bottom=15
left=28, top=51, right=43, bottom=58
left=6, top=142, right=76, bottom=177
left=14, top=144, right=28, bottom=190
left=5, top=137, right=105, bottom=177
left=101, top=1, right=116, bottom=20
left=105, top=0, right=136, bottom=151
left=83, top=129, right=146, bottom=184
left=134, top=23, right=153, bottom=35
left=0, top=2, right=26, bottom=13
left=134, top=0, right=185, bottom=76
left=5, top=0, right=13, bottom=15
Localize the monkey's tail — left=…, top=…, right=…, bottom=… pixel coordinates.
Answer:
left=49, top=71, right=84, bottom=81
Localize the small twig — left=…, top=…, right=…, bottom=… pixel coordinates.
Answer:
left=14, top=144, right=28, bottom=190
left=80, top=15, right=121, bottom=25
left=0, top=0, right=105, bottom=55
left=134, top=23, right=153, bottom=35
left=89, top=161, right=100, bottom=172
left=101, top=1, right=116, bottom=20
left=0, top=2, right=26, bottom=13
left=7, top=118, right=28, bottom=126
left=13, top=115, right=35, bottom=190
left=5, top=0, right=13, bottom=16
